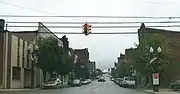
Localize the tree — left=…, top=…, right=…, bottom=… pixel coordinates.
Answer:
left=133, top=33, right=170, bottom=74
left=55, top=52, right=74, bottom=76
left=37, top=36, right=64, bottom=80
left=74, top=63, right=90, bottom=79
left=116, top=62, right=130, bottom=77
left=95, top=68, right=103, bottom=76
left=55, top=36, right=74, bottom=76
left=110, top=68, right=116, bottom=77
left=132, top=33, right=171, bottom=87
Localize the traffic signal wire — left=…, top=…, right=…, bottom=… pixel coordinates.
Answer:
left=6, top=25, right=180, bottom=28
left=0, top=15, right=179, bottom=19
left=10, top=31, right=138, bottom=34
left=5, top=21, right=180, bottom=24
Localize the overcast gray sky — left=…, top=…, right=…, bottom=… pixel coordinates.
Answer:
left=1, top=0, right=180, bottom=70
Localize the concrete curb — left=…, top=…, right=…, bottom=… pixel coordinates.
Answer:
left=144, top=89, right=180, bottom=94
left=0, top=88, right=40, bottom=92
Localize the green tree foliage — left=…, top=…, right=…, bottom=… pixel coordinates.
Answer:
left=110, top=68, right=116, bottom=77
left=95, top=68, right=103, bottom=76
left=37, top=36, right=74, bottom=79
left=74, top=64, right=90, bottom=79
left=37, top=37, right=63, bottom=74
left=116, top=62, right=130, bottom=77
left=56, top=52, right=74, bottom=76
left=133, top=33, right=170, bottom=75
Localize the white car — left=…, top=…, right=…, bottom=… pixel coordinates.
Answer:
left=87, top=79, right=92, bottom=83
left=42, top=78, right=62, bottom=89
left=122, top=77, right=136, bottom=88
left=81, top=79, right=89, bottom=85
left=72, top=79, right=81, bottom=86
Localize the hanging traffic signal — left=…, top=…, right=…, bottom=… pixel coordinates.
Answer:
left=82, top=22, right=91, bottom=36
left=88, top=25, right=91, bottom=33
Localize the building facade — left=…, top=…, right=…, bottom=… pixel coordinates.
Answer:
left=138, top=23, right=180, bottom=84
left=74, top=48, right=89, bottom=68
left=0, top=19, right=64, bottom=89
left=0, top=30, right=35, bottom=88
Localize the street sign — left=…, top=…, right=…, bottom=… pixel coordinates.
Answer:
left=152, top=73, right=159, bottom=85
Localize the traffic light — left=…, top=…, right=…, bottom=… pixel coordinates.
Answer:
left=87, top=25, right=91, bottom=33
left=82, top=22, right=91, bottom=36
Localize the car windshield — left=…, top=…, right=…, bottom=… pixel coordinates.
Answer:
left=47, top=78, right=56, bottom=82
left=175, top=80, right=180, bottom=83
left=129, top=78, right=134, bottom=80
left=81, top=79, right=86, bottom=81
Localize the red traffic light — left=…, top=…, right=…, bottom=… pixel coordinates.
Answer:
left=82, top=22, right=91, bottom=36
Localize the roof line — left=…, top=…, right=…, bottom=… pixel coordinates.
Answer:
left=145, top=27, right=180, bottom=33
left=38, top=22, right=63, bottom=42
left=11, top=30, right=38, bottom=33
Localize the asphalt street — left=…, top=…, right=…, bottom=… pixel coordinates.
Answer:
left=1, top=75, right=152, bottom=94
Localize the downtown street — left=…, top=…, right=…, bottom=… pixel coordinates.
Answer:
left=0, top=75, right=152, bottom=94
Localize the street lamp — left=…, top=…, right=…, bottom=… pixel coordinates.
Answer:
left=157, top=47, right=161, bottom=53
left=28, top=44, right=39, bottom=89
left=150, top=47, right=154, bottom=53
left=149, top=46, right=161, bottom=92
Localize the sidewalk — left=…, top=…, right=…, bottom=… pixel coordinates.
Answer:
left=0, top=88, right=40, bottom=92
left=145, top=89, right=180, bottom=94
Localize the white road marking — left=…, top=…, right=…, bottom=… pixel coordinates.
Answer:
left=94, top=87, right=100, bottom=92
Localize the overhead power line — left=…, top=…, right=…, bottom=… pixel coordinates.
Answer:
left=0, top=15, right=179, bottom=19
left=6, top=25, right=180, bottom=28
left=11, top=31, right=138, bottom=34
left=5, top=21, right=180, bottom=24
left=0, top=1, right=52, bottom=15
left=0, top=1, right=83, bottom=21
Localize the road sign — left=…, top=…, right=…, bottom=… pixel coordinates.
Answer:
left=152, top=73, right=159, bottom=85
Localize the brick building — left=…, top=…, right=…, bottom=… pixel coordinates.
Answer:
left=74, top=48, right=89, bottom=68
left=74, top=48, right=93, bottom=78
left=138, top=23, right=180, bottom=83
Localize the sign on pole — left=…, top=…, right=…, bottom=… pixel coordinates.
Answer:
left=152, top=73, right=159, bottom=85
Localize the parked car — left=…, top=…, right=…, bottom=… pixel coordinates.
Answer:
left=169, top=80, right=180, bottom=91
left=72, top=79, right=82, bottom=86
left=98, top=77, right=106, bottom=82
left=121, top=77, right=136, bottom=88
left=42, top=78, right=62, bottom=89
left=116, top=78, right=123, bottom=86
left=87, top=79, right=92, bottom=84
left=96, top=76, right=101, bottom=79
left=111, top=78, right=115, bottom=81
left=81, top=79, right=89, bottom=85
left=114, top=78, right=118, bottom=84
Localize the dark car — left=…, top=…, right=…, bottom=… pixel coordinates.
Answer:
left=169, top=80, right=180, bottom=91
left=98, top=77, right=106, bottom=82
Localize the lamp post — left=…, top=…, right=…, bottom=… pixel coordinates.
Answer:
left=28, top=44, right=39, bottom=89
left=149, top=46, right=161, bottom=92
